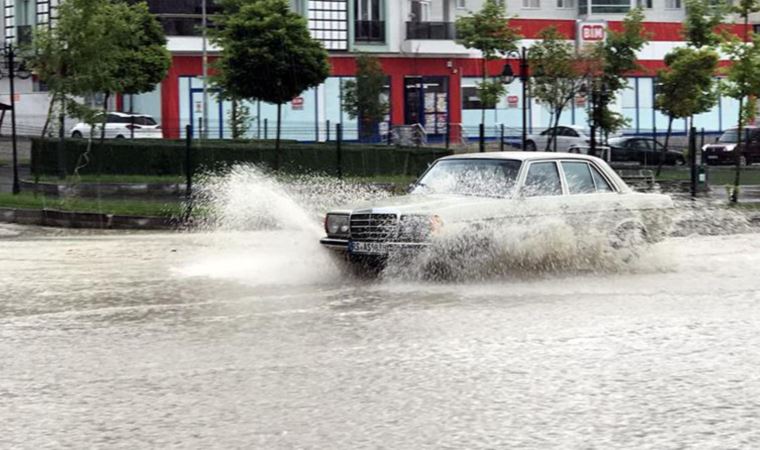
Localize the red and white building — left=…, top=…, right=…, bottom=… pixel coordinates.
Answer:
left=1, top=0, right=755, bottom=140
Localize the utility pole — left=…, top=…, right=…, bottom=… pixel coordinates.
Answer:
left=201, top=0, right=209, bottom=141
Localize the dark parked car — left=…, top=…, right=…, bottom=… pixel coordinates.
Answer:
left=608, top=137, right=686, bottom=166
left=702, top=127, right=760, bottom=166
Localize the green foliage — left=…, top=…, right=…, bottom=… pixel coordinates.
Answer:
left=683, top=0, right=725, bottom=48
left=30, top=0, right=169, bottom=127
left=589, top=8, right=649, bottom=135
left=227, top=100, right=253, bottom=140
left=341, top=54, right=389, bottom=139
left=31, top=139, right=452, bottom=178
left=455, top=0, right=520, bottom=60
left=656, top=47, right=720, bottom=120
left=212, top=0, right=330, bottom=106
left=721, top=33, right=760, bottom=125
left=456, top=0, right=521, bottom=123
left=110, top=1, right=171, bottom=96
left=530, top=26, right=588, bottom=150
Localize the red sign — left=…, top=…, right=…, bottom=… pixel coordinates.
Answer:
left=291, top=97, right=304, bottom=110
left=575, top=95, right=587, bottom=107
left=581, top=24, right=605, bottom=41
left=507, top=95, right=519, bottom=108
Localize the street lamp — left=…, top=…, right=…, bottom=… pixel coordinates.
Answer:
left=0, top=44, right=31, bottom=195
left=500, top=46, right=529, bottom=150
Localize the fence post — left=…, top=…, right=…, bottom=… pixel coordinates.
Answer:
left=387, top=121, right=393, bottom=146
left=445, top=123, right=450, bottom=150
left=326, top=120, right=330, bottom=142
left=185, top=124, right=193, bottom=221
left=479, top=123, right=485, bottom=153
left=264, top=118, right=268, bottom=140
left=500, top=124, right=505, bottom=152
left=336, top=123, right=343, bottom=179
left=687, top=126, right=696, bottom=198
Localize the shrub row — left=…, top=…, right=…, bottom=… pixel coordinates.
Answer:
left=31, top=138, right=453, bottom=178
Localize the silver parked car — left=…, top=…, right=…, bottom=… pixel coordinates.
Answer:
left=320, top=152, right=673, bottom=270
left=70, top=112, right=163, bottom=139
left=525, top=125, right=591, bottom=152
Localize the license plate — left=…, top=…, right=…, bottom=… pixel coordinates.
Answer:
left=349, top=241, right=388, bottom=255
left=707, top=155, right=718, bottom=159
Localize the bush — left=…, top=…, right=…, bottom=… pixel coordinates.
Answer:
left=31, top=138, right=452, bottom=178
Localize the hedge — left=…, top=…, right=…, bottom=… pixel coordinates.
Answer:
left=31, top=138, right=453, bottom=178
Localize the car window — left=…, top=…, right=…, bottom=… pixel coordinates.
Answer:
left=523, top=162, right=562, bottom=197
left=562, top=161, right=596, bottom=194
left=540, top=128, right=553, bottom=136
left=632, top=139, right=651, bottom=151
left=134, top=116, right=157, bottom=126
left=589, top=164, right=613, bottom=192
left=563, top=128, right=579, bottom=137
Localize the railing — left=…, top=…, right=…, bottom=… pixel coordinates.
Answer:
left=354, top=20, right=385, bottom=42
left=405, top=21, right=456, bottom=40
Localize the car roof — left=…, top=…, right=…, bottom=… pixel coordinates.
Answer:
left=438, top=151, right=606, bottom=163
left=107, top=111, right=153, bottom=117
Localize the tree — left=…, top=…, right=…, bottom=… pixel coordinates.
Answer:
left=588, top=8, right=649, bottom=151
left=654, top=48, right=719, bottom=175
left=529, top=26, right=588, bottom=152
left=717, top=0, right=760, bottom=202
left=653, top=0, right=723, bottom=175
left=212, top=0, right=329, bottom=168
left=227, top=98, right=252, bottom=140
left=341, top=54, right=389, bottom=142
left=456, top=0, right=521, bottom=125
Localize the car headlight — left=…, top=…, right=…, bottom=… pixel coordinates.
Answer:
left=325, top=214, right=350, bottom=237
left=398, top=215, right=443, bottom=242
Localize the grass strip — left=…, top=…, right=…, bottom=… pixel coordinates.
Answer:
left=0, top=193, right=184, bottom=218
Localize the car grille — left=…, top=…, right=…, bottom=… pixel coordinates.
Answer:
left=350, top=213, right=398, bottom=242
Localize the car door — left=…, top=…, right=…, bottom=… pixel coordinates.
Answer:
left=558, top=159, right=622, bottom=233
left=630, top=139, right=653, bottom=165
left=518, top=160, right=568, bottom=228
left=748, top=130, right=760, bottom=164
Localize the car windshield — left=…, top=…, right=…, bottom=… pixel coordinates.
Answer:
left=412, top=159, right=522, bottom=198
left=718, top=130, right=742, bottom=143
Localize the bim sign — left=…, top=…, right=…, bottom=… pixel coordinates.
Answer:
left=581, top=24, right=605, bottom=41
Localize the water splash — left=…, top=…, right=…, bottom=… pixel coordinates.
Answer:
left=177, top=165, right=759, bottom=284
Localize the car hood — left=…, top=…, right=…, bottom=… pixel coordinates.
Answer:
left=331, top=194, right=511, bottom=217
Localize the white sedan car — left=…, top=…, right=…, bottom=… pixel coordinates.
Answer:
left=525, top=125, right=591, bottom=152
left=70, top=112, right=163, bottom=139
left=320, top=152, right=673, bottom=271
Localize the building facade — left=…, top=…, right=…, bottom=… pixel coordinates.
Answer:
left=0, top=0, right=753, bottom=140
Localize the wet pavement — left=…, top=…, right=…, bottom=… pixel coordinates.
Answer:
left=2, top=225, right=760, bottom=448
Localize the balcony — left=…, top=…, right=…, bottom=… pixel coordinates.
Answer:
left=354, top=20, right=385, bottom=42
left=405, top=22, right=456, bottom=40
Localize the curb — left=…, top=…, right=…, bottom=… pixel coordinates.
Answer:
left=0, top=207, right=179, bottom=230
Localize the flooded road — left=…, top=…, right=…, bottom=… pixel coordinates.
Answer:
left=2, top=224, right=760, bottom=449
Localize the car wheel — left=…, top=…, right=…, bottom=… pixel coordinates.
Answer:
left=71, top=131, right=83, bottom=139
left=610, top=221, right=648, bottom=262
left=674, top=156, right=686, bottom=166
left=525, top=141, right=537, bottom=152
left=115, top=135, right=125, bottom=139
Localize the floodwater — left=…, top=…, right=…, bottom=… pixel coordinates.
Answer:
left=2, top=168, right=760, bottom=448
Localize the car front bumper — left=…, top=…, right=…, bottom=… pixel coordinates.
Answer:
left=319, top=237, right=429, bottom=255
left=703, top=151, right=738, bottom=165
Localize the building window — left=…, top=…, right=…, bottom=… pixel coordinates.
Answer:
left=308, top=0, right=348, bottom=51
left=637, top=0, right=653, bottom=7
left=557, top=0, right=575, bottom=8
left=523, top=0, right=540, bottom=8
left=590, top=0, right=630, bottom=13
left=665, top=0, right=682, bottom=8
left=456, top=0, right=467, bottom=8
left=355, top=0, right=385, bottom=42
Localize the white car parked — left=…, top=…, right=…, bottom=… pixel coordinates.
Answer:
left=321, top=152, right=673, bottom=270
left=525, top=125, right=591, bottom=152
left=70, top=112, right=163, bottom=139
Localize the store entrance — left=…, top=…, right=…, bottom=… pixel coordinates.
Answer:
left=404, top=76, right=449, bottom=136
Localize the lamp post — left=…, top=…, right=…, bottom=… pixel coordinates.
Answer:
left=1, top=44, right=31, bottom=195
left=500, top=46, right=529, bottom=150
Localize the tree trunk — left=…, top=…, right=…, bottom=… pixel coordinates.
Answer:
left=41, top=92, right=57, bottom=138
left=99, top=93, right=110, bottom=146
left=57, top=96, right=66, bottom=179
left=544, top=111, right=555, bottom=152
left=732, top=97, right=744, bottom=203
left=275, top=102, right=282, bottom=171
left=552, top=107, right=563, bottom=152
left=656, top=115, right=674, bottom=177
